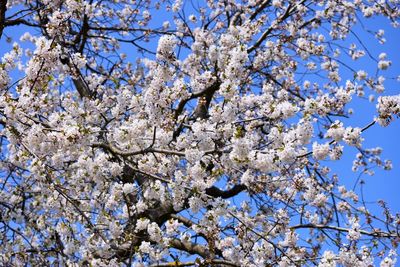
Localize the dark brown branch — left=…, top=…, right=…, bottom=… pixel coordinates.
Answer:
left=174, top=81, right=220, bottom=120
left=150, top=259, right=239, bottom=267
left=249, top=0, right=271, bottom=21
left=92, top=142, right=187, bottom=157
left=205, top=184, right=247, bottom=199
left=150, top=262, right=195, bottom=267
left=88, top=26, right=173, bottom=35
left=78, top=14, right=90, bottom=53
left=168, top=239, right=210, bottom=258
left=0, top=0, right=8, bottom=39
left=3, top=18, right=39, bottom=28
left=170, top=214, right=194, bottom=228
left=59, top=48, right=92, bottom=98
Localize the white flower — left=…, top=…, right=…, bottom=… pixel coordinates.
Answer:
left=380, top=250, right=397, bottom=267
left=241, top=170, right=254, bottom=186
left=318, top=250, right=337, bottom=267
left=188, top=196, right=203, bottom=213
left=279, top=230, right=298, bottom=247
left=381, top=257, right=396, bottom=267
left=139, top=241, right=152, bottom=254
left=312, top=142, right=330, bottom=160
left=356, top=70, right=367, bottom=80
left=379, top=53, right=387, bottom=60
left=296, top=120, right=313, bottom=145
left=135, top=218, right=150, bottom=232
left=162, top=21, right=170, bottom=29
left=272, top=0, right=283, bottom=8
left=165, top=219, right=182, bottom=235
left=325, top=121, right=345, bottom=141
left=311, top=193, right=328, bottom=207
left=142, top=10, right=150, bottom=19
left=376, top=95, right=400, bottom=126
left=63, top=242, right=76, bottom=256
left=330, top=145, right=343, bottom=160
left=185, top=148, right=204, bottom=163
left=172, top=0, right=182, bottom=12
left=346, top=217, right=361, bottom=241
left=109, top=221, right=122, bottom=238
left=122, top=183, right=136, bottom=195
left=378, top=60, right=391, bottom=70
left=156, top=35, right=178, bottom=61
left=189, top=14, right=197, bottom=22
left=147, top=223, right=162, bottom=242
left=343, top=127, right=363, bottom=146
left=273, top=101, right=299, bottom=119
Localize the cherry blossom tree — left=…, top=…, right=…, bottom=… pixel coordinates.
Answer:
left=1, top=0, right=400, bottom=266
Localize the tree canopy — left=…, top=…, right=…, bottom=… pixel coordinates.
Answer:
left=0, top=0, right=400, bottom=266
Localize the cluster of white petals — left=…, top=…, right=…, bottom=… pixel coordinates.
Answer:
left=376, top=95, right=400, bottom=126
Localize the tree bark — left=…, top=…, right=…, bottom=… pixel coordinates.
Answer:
left=0, top=0, right=8, bottom=39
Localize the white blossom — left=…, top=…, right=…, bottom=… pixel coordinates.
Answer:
left=343, top=127, right=363, bottom=146
left=312, top=142, right=330, bottom=160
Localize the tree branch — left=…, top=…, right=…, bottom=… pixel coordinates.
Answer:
left=150, top=259, right=239, bottom=267
left=298, top=120, right=376, bottom=158
left=0, top=0, right=7, bottom=39
left=168, top=239, right=210, bottom=258
left=247, top=3, right=296, bottom=53
left=93, top=142, right=186, bottom=157
left=205, top=184, right=247, bottom=199
left=290, top=223, right=397, bottom=238
left=249, top=0, right=271, bottom=21
left=174, top=81, right=220, bottom=120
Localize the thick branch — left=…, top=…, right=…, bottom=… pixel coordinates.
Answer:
left=249, top=0, right=272, bottom=21
left=149, top=262, right=195, bottom=267
left=168, top=239, right=210, bottom=258
left=3, top=18, right=39, bottom=28
left=0, top=0, right=7, bottom=39
left=77, top=14, right=90, bottom=53
left=150, top=259, right=239, bottom=267
left=205, top=184, right=247, bottom=199
left=170, top=214, right=194, bottom=228
left=59, top=48, right=92, bottom=98
left=93, top=142, right=227, bottom=158
left=93, top=142, right=186, bottom=157
left=174, top=81, right=220, bottom=120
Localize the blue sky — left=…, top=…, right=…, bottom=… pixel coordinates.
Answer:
left=328, top=16, right=400, bottom=214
